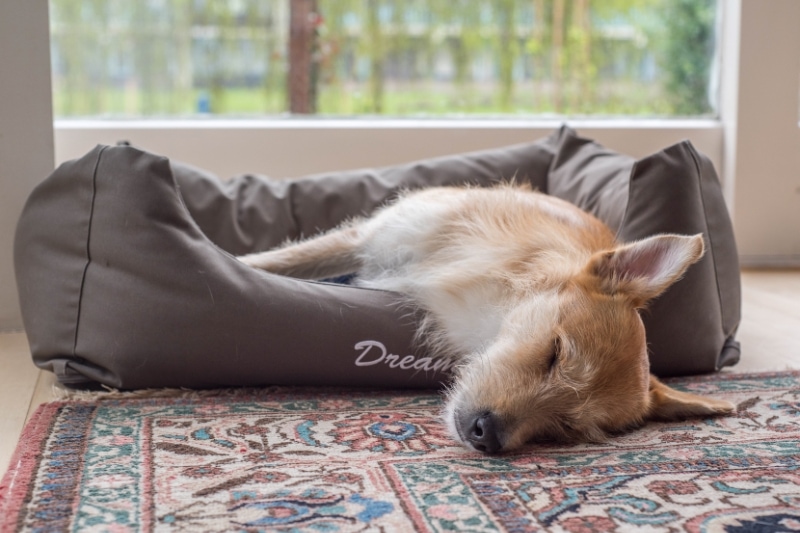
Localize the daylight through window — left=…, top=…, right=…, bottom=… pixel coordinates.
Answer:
left=49, top=0, right=719, bottom=118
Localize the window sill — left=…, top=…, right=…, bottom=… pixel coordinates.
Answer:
left=54, top=118, right=724, bottom=180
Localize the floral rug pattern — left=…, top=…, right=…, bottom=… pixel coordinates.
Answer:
left=2, top=371, right=800, bottom=532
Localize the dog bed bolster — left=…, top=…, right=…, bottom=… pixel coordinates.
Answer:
left=14, top=127, right=740, bottom=388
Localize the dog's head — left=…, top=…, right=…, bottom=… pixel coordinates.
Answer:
left=444, top=233, right=735, bottom=454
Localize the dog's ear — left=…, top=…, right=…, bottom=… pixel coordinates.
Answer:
left=586, top=233, right=704, bottom=307
left=646, top=375, right=735, bottom=421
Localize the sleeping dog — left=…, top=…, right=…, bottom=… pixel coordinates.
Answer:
left=239, top=185, right=735, bottom=454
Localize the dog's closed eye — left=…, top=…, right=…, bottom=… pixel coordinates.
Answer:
left=547, top=338, right=562, bottom=373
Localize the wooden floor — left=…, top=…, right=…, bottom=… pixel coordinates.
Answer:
left=2, top=269, right=799, bottom=479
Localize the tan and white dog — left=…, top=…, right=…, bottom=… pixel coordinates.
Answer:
left=239, top=185, right=735, bottom=454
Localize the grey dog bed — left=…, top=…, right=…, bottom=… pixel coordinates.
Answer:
left=14, top=126, right=741, bottom=389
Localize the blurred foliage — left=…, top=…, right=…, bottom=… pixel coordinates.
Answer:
left=657, top=0, right=716, bottom=115
left=48, top=0, right=718, bottom=118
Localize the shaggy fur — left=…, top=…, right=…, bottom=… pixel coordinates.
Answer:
left=239, top=185, right=735, bottom=453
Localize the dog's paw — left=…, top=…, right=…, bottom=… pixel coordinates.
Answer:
left=714, top=400, right=737, bottom=415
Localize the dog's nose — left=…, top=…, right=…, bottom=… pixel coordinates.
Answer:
left=463, top=411, right=502, bottom=454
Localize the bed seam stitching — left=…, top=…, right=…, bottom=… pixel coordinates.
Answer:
left=73, top=145, right=108, bottom=357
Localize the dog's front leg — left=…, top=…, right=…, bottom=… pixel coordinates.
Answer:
left=238, top=224, right=364, bottom=280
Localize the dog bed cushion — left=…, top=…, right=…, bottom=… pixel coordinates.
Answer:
left=14, top=126, right=740, bottom=389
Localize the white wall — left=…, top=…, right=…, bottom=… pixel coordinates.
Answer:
left=0, top=0, right=55, bottom=331
left=724, top=0, right=800, bottom=265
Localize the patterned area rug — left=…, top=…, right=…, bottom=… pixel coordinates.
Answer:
left=2, top=371, right=800, bottom=532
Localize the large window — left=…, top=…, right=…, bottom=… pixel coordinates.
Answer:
left=49, top=0, right=719, bottom=118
